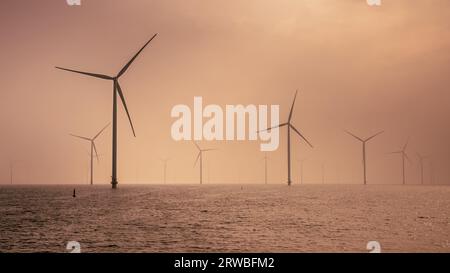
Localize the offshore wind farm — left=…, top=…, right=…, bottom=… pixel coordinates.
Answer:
left=1, top=0, right=450, bottom=254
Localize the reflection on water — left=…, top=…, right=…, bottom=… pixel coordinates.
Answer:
left=0, top=185, right=449, bottom=252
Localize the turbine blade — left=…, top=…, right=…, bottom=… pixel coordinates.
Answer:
left=365, top=131, right=384, bottom=142
left=403, top=137, right=410, bottom=151
left=202, top=149, right=217, bottom=152
left=194, top=152, right=201, bottom=167
left=257, top=123, right=288, bottom=133
left=93, top=123, right=110, bottom=140
left=55, top=67, right=113, bottom=80
left=70, top=134, right=91, bottom=141
left=193, top=141, right=201, bottom=151
left=117, top=33, right=158, bottom=78
left=344, top=130, right=363, bottom=142
left=116, top=82, right=136, bottom=137
left=290, top=124, right=313, bottom=148
left=388, top=151, right=403, bottom=154
left=288, top=90, right=299, bottom=122
left=93, top=143, right=99, bottom=163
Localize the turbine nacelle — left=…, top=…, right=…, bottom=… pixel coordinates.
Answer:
left=389, top=138, right=412, bottom=164
left=192, top=141, right=216, bottom=185
left=259, top=90, right=313, bottom=148
left=193, top=141, right=216, bottom=167
left=345, top=130, right=384, bottom=143
left=70, top=123, right=110, bottom=162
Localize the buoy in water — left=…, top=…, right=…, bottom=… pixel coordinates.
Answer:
left=73, top=189, right=76, bottom=198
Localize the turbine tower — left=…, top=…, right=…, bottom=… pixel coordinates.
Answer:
left=160, top=158, right=170, bottom=184
left=264, top=154, right=268, bottom=185
left=193, top=142, right=215, bottom=185
left=56, top=34, right=158, bottom=189
left=8, top=159, right=21, bottom=185
left=345, top=130, right=384, bottom=185
left=321, top=163, right=325, bottom=185
left=417, top=153, right=429, bottom=185
left=70, top=123, right=109, bottom=185
left=259, top=90, right=313, bottom=186
left=296, top=158, right=307, bottom=185
left=389, top=139, right=411, bottom=185
left=430, top=158, right=435, bottom=185
left=9, top=161, right=13, bottom=185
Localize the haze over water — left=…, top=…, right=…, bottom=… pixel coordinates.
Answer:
left=1, top=185, right=449, bottom=253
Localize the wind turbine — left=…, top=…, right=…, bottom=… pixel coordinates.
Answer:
left=389, top=139, right=411, bottom=185
left=259, top=90, right=313, bottom=186
left=70, top=123, right=109, bottom=185
left=417, top=153, right=429, bottom=185
left=86, top=152, right=102, bottom=184
left=8, top=159, right=21, bottom=185
left=321, top=163, right=325, bottom=185
left=160, top=158, right=170, bottom=184
left=345, top=130, right=384, bottom=185
left=9, top=161, right=14, bottom=185
left=193, top=142, right=215, bottom=185
left=56, top=33, right=158, bottom=189
left=296, top=158, right=307, bottom=185
left=263, top=153, right=268, bottom=185
left=430, top=158, right=436, bottom=185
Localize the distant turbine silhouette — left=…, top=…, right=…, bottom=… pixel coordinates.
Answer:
left=9, top=161, right=14, bottom=185
left=259, top=90, right=313, bottom=186
left=70, top=123, right=109, bottom=185
left=56, top=33, right=158, bottom=189
left=85, top=152, right=102, bottom=184
left=417, top=153, right=429, bottom=185
left=322, top=163, right=325, bottom=184
left=160, top=158, right=170, bottom=184
left=8, top=159, right=23, bottom=185
left=389, top=139, right=411, bottom=185
left=430, top=158, right=435, bottom=185
left=207, top=162, right=211, bottom=184
left=296, top=158, right=307, bottom=185
left=263, top=153, right=269, bottom=185
left=237, top=166, right=242, bottom=184
left=193, top=142, right=216, bottom=185
left=264, top=154, right=268, bottom=185
left=345, top=130, right=384, bottom=185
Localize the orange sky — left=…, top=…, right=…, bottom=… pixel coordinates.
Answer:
left=1, top=0, right=450, bottom=185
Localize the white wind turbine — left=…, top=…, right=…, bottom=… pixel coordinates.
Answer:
left=70, top=123, right=109, bottom=185
left=389, top=139, right=412, bottom=185
left=259, top=90, right=313, bottom=186
left=345, top=130, right=384, bottom=185
left=56, top=34, right=158, bottom=189
left=193, top=142, right=216, bottom=185
left=160, top=158, right=170, bottom=184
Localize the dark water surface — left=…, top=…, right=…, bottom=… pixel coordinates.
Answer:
left=0, top=185, right=449, bottom=252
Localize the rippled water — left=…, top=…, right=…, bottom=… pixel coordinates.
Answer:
left=0, top=185, right=449, bottom=253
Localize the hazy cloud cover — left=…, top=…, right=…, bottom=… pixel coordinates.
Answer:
left=0, top=0, right=449, bottom=184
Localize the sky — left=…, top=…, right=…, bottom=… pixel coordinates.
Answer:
left=0, top=0, right=450, bottom=185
